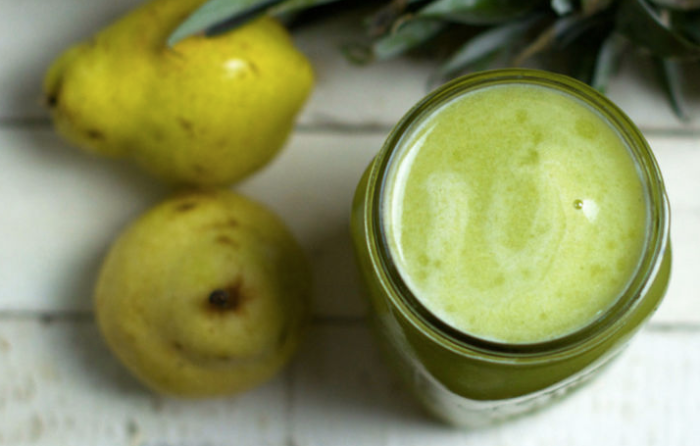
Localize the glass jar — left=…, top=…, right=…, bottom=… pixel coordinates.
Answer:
left=350, top=69, right=671, bottom=427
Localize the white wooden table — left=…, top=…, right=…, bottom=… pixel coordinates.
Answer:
left=1, top=1, right=699, bottom=444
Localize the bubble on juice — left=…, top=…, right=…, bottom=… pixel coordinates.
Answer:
left=572, top=199, right=599, bottom=221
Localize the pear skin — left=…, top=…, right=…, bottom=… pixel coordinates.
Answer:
left=44, top=0, right=314, bottom=185
left=94, top=190, right=311, bottom=397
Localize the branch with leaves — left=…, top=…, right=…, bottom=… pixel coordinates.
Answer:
left=170, top=0, right=700, bottom=118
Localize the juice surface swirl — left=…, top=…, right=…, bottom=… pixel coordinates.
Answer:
left=384, top=84, right=648, bottom=344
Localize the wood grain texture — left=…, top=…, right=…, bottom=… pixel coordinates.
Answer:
left=1, top=1, right=699, bottom=444
left=0, top=319, right=290, bottom=445
left=292, top=326, right=700, bottom=446
left=1, top=321, right=698, bottom=445
left=0, top=129, right=380, bottom=317
left=650, top=138, right=700, bottom=324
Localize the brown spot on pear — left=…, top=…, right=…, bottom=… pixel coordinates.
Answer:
left=206, top=282, right=245, bottom=314
left=174, top=201, right=198, bottom=213
left=215, top=235, right=238, bottom=247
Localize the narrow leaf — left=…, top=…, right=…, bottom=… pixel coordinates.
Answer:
left=342, top=43, right=373, bottom=65
left=513, top=23, right=557, bottom=65
left=616, top=0, right=700, bottom=59
left=437, top=15, right=543, bottom=78
left=167, top=0, right=285, bottom=46
left=553, top=13, right=614, bottom=48
left=512, top=14, right=588, bottom=64
left=591, top=33, right=628, bottom=92
left=271, top=0, right=348, bottom=16
left=372, top=19, right=447, bottom=60
left=654, top=57, right=689, bottom=119
left=672, top=10, right=700, bottom=42
left=581, top=0, right=616, bottom=15
left=551, top=0, right=575, bottom=15
left=418, top=0, right=547, bottom=25
left=569, top=42, right=601, bottom=83
left=430, top=50, right=503, bottom=90
left=366, top=0, right=415, bottom=38
left=648, top=0, right=700, bottom=10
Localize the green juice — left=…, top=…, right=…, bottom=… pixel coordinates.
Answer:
left=383, top=84, right=648, bottom=344
left=351, top=70, right=670, bottom=426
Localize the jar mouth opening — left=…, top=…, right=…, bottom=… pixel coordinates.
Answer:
left=369, top=69, right=670, bottom=357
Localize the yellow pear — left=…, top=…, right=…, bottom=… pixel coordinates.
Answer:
left=94, top=190, right=311, bottom=397
left=44, top=0, right=314, bottom=185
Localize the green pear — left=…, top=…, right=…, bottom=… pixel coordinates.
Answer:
left=44, top=0, right=314, bottom=186
left=95, top=189, right=311, bottom=397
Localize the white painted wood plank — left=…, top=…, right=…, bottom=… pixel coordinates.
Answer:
left=604, top=57, right=700, bottom=133
left=0, top=319, right=289, bottom=445
left=1, top=128, right=699, bottom=323
left=1, top=321, right=697, bottom=445
left=291, top=325, right=700, bottom=446
left=0, top=128, right=379, bottom=316
left=0, top=128, right=169, bottom=312
left=653, top=137, right=700, bottom=213
left=0, top=1, right=698, bottom=130
left=292, top=14, right=434, bottom=130
left=652, top=138, right=700, bottom=324
left=238, top=131, right=380, bottom=318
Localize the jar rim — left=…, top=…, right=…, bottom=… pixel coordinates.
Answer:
left=367, top=68, right=670, bottom=358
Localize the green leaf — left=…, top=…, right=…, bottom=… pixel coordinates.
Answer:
left=167, top=0, right=285, bottom=47
left=571, top=43, right=601, bottom=83
left=365, top=0, right=421, bottom=38
left=672, top=10, right=700, bottom=42
left=581, top=0, right=616, bottom=15
left=437, top=14, right=544, bottom=78
left=512, top=22, right=558, bottom=65
left=511, top=11, right=612, bottom=66
left=553, top=12, right=614, bottom=48
left=551, top=0, right=575, bottom=15
left=648, top=0, right=700, bottom=10
left=341, top=43, right=373, bottom=65
left=654, top=57, right=689, bottom=119
left=271, top=0, right=347, bottom=16
left=418, top=0, right=547, bottom=25
left=616, top=0, right=700, bottom=59
left=591, top=33, right=628, bottom=92
left=372, top=19, right=447, bottom=60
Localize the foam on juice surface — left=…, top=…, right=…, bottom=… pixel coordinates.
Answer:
left=384, top=85, right=648, bottom=344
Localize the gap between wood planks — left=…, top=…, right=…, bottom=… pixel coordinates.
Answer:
left=0, top=310, right=698, bottom=333
left=1, top=118, right=699, bottom=137
left=0, top=310, right=363, bottom=326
